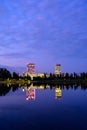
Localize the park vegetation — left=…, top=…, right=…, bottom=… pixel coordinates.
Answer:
left=0, top=68, right=87, bottom=85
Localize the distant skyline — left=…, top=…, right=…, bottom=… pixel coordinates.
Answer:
left=0, top=0, right=87, bottom=73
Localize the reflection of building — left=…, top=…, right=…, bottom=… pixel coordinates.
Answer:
left=23, top=85, right=62, bottom=101
left=27, top=63, right=35, bottom=74
left=28, top=84, right=45, bottom=90
left=23, top=84, right=45, bottom=100
left=55, top=64, right=61, bottom=75
left=26, top=88, right=35, bottom=100
left=37, top=85, right=44, bottom=89
left=55, top=87, right=62, bottom=99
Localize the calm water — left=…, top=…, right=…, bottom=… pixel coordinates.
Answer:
left=0, top=84, right=87, bottom=130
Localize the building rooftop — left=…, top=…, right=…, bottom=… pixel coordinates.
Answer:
left=56, top=64, right=61, bottom=66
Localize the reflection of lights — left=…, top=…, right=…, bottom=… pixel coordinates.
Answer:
left=38, top=85, right=44, bottom=89
left=46, top=85, right=50, bottom=88
left=26, top=97, right=29, bottom=100
left=64, top=86, right=66, bottom=89
left=55, top=87, right=62, bottom=100
left=22, top=88, right=25, bottom=92
left=7, top=84, right=10, bottom=87
left=19, top=84, right=21, bottom=87
left=26, top=88, right=35, bottom=100
left=23, top=85, right=63, bottom=101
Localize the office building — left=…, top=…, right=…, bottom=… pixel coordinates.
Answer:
left=27, top=63, right=35, bottom=74
left=55, top=64, right=61, bottom=75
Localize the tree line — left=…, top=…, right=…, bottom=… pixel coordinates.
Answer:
left=0, top=68, right=19, bottom=80
left=0, top=68, right=87, bottom=81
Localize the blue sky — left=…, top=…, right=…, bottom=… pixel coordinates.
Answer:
left=0, top=0, right=87, bottom=73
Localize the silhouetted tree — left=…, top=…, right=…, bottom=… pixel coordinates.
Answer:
left=12, top=72, right=19, bottom=79
left=65, top=73, right=69, bottom=79
left=0, top=68, right=11, bottom=80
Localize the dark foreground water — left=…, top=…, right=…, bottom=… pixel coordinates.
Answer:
left=0, top=84, right=87, bottom=130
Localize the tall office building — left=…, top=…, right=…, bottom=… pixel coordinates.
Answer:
left=27, top=63, right=35, bottom=74
left=55, top=64, right=61, bottom=75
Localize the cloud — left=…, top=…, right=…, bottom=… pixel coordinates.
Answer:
left=0, top=0, right=87, bottom=72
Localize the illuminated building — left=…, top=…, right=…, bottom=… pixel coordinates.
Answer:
left=55, top=87, right=62, bottom=99
left=55, top=64, right=61, bottom=75
left=27, top=63, right=35, bottom=74
left=23, top=72, right=44, bottom=79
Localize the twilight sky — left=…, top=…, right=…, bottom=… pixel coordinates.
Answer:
left=0, top=0, right=87, bottom=73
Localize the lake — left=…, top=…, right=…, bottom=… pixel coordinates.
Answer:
left=0, top=84, right=87, bottom=130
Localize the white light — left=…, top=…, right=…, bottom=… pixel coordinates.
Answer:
left=22, top=89, right=24, bottom=92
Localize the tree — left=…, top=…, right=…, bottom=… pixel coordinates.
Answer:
left=0, top=68, right=11, bottom=80
left=12, top=72, right=19, bottom=79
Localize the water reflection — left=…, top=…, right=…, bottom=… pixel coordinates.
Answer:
left=23, top=84, right=62, bottom=100
left=0, top=83, right=87, bottom=99
left=0, top=83, right=87, bottom=130
left=55, top=87, right=62, bottom=100
left=25, top=87, right=36, bottom=100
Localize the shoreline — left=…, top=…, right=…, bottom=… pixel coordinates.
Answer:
left=0, top=79, right=87, bottom=85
